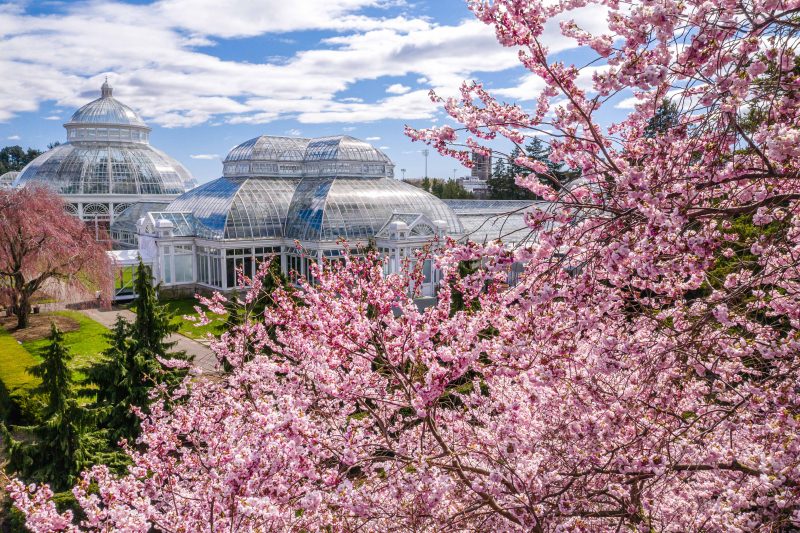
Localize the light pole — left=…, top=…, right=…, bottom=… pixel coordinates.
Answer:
left=422, top=149, right=429, bottom=179
left=401, top=168, right=406, bottom=180
left=453, top=168, right=457, bottom=180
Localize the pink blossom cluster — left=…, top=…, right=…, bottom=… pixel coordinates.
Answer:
left=10, top=0, right=800, bottom=530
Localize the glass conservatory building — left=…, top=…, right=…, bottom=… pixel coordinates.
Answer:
left=13, top=81, right=195, bottom=238
left=0, top=171, right=18, bottom=189
left=111, top=135, right=465, bottom=299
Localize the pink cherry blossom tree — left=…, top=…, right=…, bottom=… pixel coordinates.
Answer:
left=0, top=186, right=110, bottom=328
left=7, top=0, right=800, bottom=530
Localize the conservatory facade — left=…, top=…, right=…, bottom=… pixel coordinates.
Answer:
left=13, top=81, right=195, bottom=238
left=110, top=135, right=464, bottom=299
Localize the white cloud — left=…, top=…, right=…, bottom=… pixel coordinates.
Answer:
left=365, top=136, right=381, bottom=140
left=0, top=1, right=610, bottom=127
left=7, top=134, right=20, bottom=140
left=190, top=153, right=219, bottom=159
left=379, top=145, right=389, bottom=149
left=285, top=128, right=302, bottom=136
left=44, top=115, right=61, bottom=120
left=495, top=65, right=611, bottom=102
left=386, top=83, right=410, bottom=94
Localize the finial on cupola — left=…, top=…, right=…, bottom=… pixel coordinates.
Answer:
left=101, top=77, right=113, bottom=98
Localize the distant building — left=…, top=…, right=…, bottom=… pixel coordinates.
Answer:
left=458, top=176, right=489, bottom=197
left=471, top=152, right=491, bottom=181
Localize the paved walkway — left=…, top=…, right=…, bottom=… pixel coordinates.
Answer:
left=79, top=308, right=219, bottom=374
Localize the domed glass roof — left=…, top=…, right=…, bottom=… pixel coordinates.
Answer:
left=66, top=81, right=149, bottom=130
left=15, top=81, right=193, bottom=197
left=14, top=143, right=192, bottom=195
left=0, top=171, right=19, bottom=189
left=165, top=176, right=300, bottom=240
left=223, top=135, right=394, bottom=179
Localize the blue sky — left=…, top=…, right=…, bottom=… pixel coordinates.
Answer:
left=0, top=0, right=628, bottom=185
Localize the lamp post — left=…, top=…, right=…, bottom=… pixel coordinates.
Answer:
left=401, top=168, right=406, bottom=180
left=422, top=149, right=429, bottom=180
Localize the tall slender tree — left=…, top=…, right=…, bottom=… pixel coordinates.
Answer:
left=84, top=260, right=190, bottom=443
left=2, top=325, right=95, bottom=491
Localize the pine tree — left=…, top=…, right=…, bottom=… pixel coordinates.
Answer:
left=487, top=139, right=580, bottom=200
left=30, top=324, right=73, bottom=416
left=1, top=325, right=97, bottom=491
left=644, top=99, right=679, bottom=137
left=84, top=260, right=191, bottom=444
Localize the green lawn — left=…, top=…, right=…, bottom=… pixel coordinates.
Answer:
left=0, top=327, right=40, bottom=396
left=128, top=297, right=226, bottom=340
left=21, top=311, right=110, bottom=382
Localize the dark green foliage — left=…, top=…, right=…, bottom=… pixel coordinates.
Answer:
left=0, top=145, right=42, bottom=174
left=29, top=325, right=73, bottom=415
left=488, top=138, right=579, bottom=200
left=449, top=260, right=480, bottom=315
left=644, top=99, right=679, bottom=138
left=429, top=178, right=473, bottom=199
left=406, top=177, right=474, bottom=198
left=1, top=325, right=102, bottom=491
left=84, top=260, right=191, bottom=445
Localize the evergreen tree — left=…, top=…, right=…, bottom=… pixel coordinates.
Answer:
left=421, top=176, right=431, bottom=192
left=29, top=324, right=73, bottom=416
left=487, top=139, right=579, bottom=200
left=1, top=325, right=98, bottom=491
left=430, top=179, right=444, bottom=198
left=644, top=99, right=679, bottom=137
left=84, top=260, right=191, bottom=444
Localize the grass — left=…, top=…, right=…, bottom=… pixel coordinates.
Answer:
left=127, top=297, right=227, bottom=340
left=162, top=298, right=227, bottom=340
left=0, top=327, right=40, bottom=396
left=21, top=311, right=110, bottom=382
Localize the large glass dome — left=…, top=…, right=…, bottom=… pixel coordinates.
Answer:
left=160, top=135, right=462, bottom=242
left=13, top=80, right=193, bottom=232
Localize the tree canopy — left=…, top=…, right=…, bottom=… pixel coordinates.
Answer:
left=0, top=145, right=42, bottom=175
left=10, top=0, right=800, bottom=530
left=0, top=186, right=110, bottom=328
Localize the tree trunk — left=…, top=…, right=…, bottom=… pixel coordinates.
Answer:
left=15, top=291, right=30, bottom=329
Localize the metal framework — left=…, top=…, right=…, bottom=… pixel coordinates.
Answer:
left=13, top=81, right=194, bottom=225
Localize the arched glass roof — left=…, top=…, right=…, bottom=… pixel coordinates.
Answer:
left=225, top=136, right=309, bottom=163
left=164, top=177, right=300, bottom=240
left=304, top=136, right=391, bottom=163
left=284, top=177, right=462, bottom=241
left=0, top=171, right=19, bottom=189
left=158, top=174, right=463, bottom=242
left=14, top=143, right=192, bottom=195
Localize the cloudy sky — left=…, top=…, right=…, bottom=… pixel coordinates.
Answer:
left=0, top=0, right=627, bottom=184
